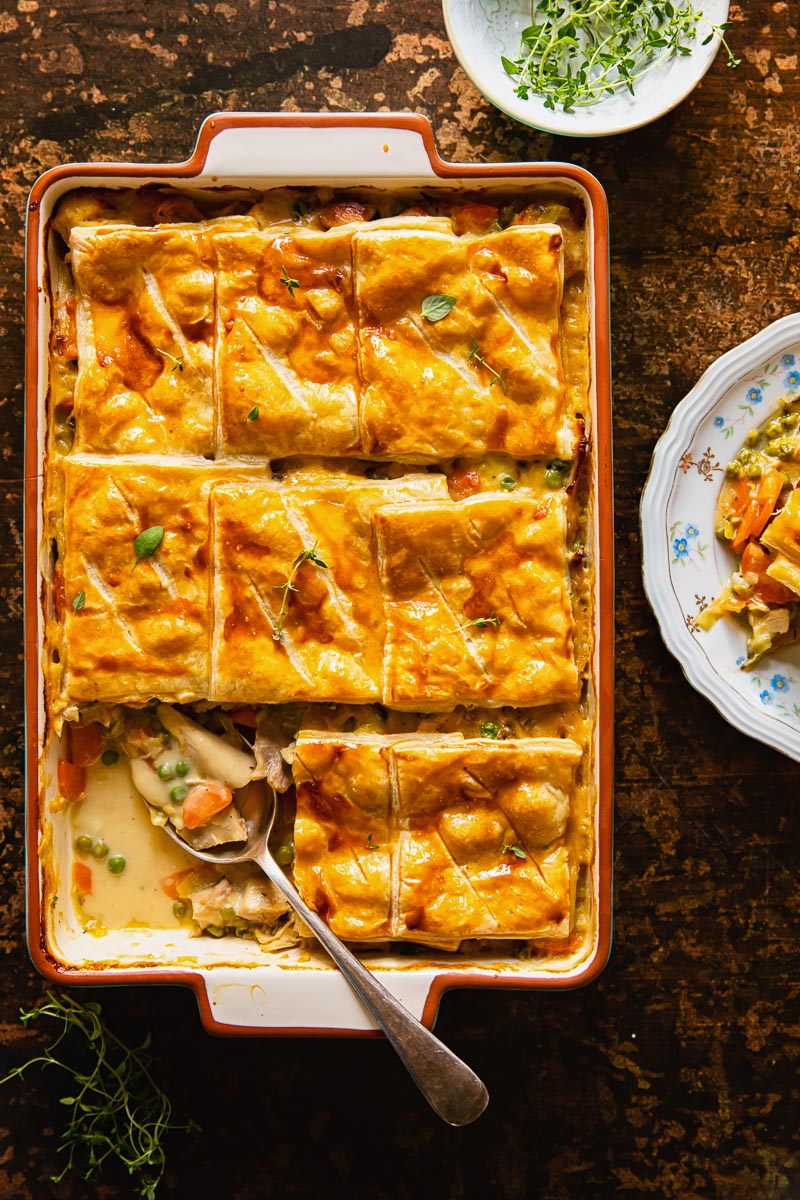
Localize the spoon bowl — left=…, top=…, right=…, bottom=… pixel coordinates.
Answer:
left=149, top=783, right=489, bottom=1127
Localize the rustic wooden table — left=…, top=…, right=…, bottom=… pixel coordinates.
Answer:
left=1, top=2, right=799, bottom=1197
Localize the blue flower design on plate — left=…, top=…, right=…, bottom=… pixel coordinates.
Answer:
left=782, top=353, right=796, bottom=368
left=786, top=370, right=800, bottom=389
left=760, top=690, right=773, bottom=705
left=771, top=674, right=789, bottom=691
left=747, top=387, right=763, bottom=404
left=673, top=537, right=689, bottom=558
left=713, top=415, right=725, bottom=427
left=685, top=524, right=699, bottom=538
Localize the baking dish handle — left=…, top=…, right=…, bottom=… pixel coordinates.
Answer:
left=199, top=964, right=440, bottom=1035
left=197, top=113, right=438, bottom=180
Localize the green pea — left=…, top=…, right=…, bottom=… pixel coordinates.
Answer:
left=481, top=721, right=500, bottom=739
left=746, top=464, right=762, bottom=479
left=745, top=430, right=759, bottom=445
left=220, top=905, right=236, bottom=920
left=169, top=784, right=188, bottom=803
left=157, top=763, right=174, bottom=781
left=101, top=749, right=119, bottom=767
left=499, top=475, right=516, bottom=491
left=777, top=440, right=795, bottom=459
left=107, top=855, right=126, bottom=875
left=274, top=843, right=294, bottom=867
left=783, top=412, right=799, bottom=430
left=75, top=834, right=93, bottom=853
left=725, top=462, right=741, bottom=479
left=545, top=458, right=570, bottom=488
left=174, top=760, right=189, bottom=777
left=172, top=900, right=188, bottom=920
left=91, top=840, right=108, bottom=860
left=206, top=925, right=225, bottom=938
left=765, top=421, right=783, bottom=438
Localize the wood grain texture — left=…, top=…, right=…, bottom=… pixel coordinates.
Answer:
left=2, top=1, right=800, bottom=1196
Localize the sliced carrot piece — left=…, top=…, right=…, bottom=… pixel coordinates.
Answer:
left=159, top=868, right=197, bottom=900
left=182, top=782, right=233, bottom=830
left=70, top=723, right=103, bottom=767
left=73, top=861, right=93, bottom=895
left=228, top=706, right=257, bottom=729
left=741, top=540, right=798, bottom=605
left=447, top=469, right=482, bottom=502
left=732, top=469, right=786, bottom=550
left=58, top=760, right=86, bottom=802
left=453, top=203, right=498, bottom=235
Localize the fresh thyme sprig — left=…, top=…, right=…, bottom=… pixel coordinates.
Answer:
left=463, top=611, right=502, bottom=630
left=502, top=1, right=740, bottom=113
left=0, top=991, right=195, bottom=1198
left=155, top=348, right=184, bottom=373
left=468, top=338, right=508, bottom=393
left=280, top=263, right=300, bottom=298
left=273, top=542, right=328, bottom=640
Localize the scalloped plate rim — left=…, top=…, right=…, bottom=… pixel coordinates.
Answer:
left=641, top=312, right=800, bottom=761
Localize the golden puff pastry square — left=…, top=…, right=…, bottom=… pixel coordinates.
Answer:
left=70, top=223, right=216, bottom=455
left=376, top=492, right=579, bottom=709
left=210, top=475, right=449, bottom=704
left=354, top=224, right=570, bottom=461
left=292, top=734, right=394, bottom=941
left=393, top=737, right=581, bottom=943
left=214, top=226, right=360, bottom=457
left=60, top=458, right=249, bottom=704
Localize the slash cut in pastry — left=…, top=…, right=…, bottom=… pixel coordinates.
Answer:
left=354, top=224, right=571, bottom=461
left=211, top=475, right=450, bottom=704
left=215, top=226, right=360, bottom=457
left=70, top=223, right=217, bottom=455
left=376, top=492, right=578, bottom=708
left=291, top=733, right=582, bottom=945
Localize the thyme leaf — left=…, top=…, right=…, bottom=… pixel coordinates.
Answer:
left=72, top=591, right=85, bottom=612
left=468, top=338, right=508, bottom=393
left=273, top=542, right=328, bottom=640
left=502, top=1, right=739, bottom=113
left=246, top=406, right=259, bottom=421
left=366, top=831, right=381, bottom=851
left=280, top=263, right=300, bottom=298
left=0, top=991, right=196, bottom=1198
left=502, top=842, right=527, bottom=859
left=155, top=348, right=184, bottom=374
left=463, top=611, right=502, bottom=629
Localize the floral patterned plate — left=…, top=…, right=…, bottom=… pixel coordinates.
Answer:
left=641, top=313, right=800, bottom=760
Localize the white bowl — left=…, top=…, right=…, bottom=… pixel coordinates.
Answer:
left=442, top=0, right=731, bottom=137
left=641, top=314, right=800, bottom=761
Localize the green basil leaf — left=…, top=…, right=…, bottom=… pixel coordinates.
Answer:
left=133, top=526, right=164, bottom=560
left=421, top=293, right=457, bottom=323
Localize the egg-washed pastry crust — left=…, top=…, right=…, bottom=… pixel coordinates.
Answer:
left=293, top=733, right=582, bottom=946
left=45, top=183, right=596, bottom=955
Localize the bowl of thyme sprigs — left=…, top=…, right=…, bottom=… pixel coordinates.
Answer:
left=442, top=0, right=738, bottom=137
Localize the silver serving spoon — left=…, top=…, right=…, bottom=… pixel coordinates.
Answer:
left=154, top=784, right=489, bottom=1126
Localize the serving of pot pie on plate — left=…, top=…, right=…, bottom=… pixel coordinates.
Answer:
left=28, top=119, right=610, bottom=1034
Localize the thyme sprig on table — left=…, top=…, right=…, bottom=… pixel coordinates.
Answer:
left=273, top=542, right=328, bottom=640
left=0, top=991, right=195, bottom=1198
left=502, top=1, right=740, bottom=112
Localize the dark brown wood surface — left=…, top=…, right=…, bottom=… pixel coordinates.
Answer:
left=2, top=2, right=799, bottom=1196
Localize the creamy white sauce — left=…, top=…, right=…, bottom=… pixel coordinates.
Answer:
left=71, top=759, right=196, bottom=929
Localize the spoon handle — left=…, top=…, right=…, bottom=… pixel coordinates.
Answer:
left=254, top=847, right=489, bottom=1126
